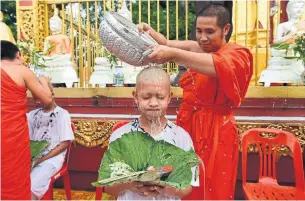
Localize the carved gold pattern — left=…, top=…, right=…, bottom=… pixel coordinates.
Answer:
left=71, top=120, right=305, bottom=157
left=18, top=9, right=34, bottom=41
left=72, top=119, right=118, bottom=148
left=37, top=2, right=46, bottom=49
left=17, top=7, right=35, bottom=66
left=33, top=1, right=39, bottom=46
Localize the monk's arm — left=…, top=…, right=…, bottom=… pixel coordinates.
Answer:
left=34, top=141, right=70, bottom=166
left=167, top=40, right=203, bottom=52
left=172, top=49, right=216, bottom=77
left=148, top=28, right=202, bottom=52
left=23, top=67, right=52, bottom=105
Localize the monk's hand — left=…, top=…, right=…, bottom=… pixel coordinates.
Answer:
left=138, top=23, right=167, bottom=45
left=138, top=23, right=152, bottom=35
left=148, top=45, right=175, bottom=64
left=154, top=184, right=178, bottom=197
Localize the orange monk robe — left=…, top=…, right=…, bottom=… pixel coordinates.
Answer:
left=1, top=69, right=31, bottom=200
left=178, top=43, right=253, bottom=200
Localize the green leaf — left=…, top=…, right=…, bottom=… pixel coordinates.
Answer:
left=292, top=33, right=305, bottom=65
left=271, top=42, right=290, bottom=50
left=93, top=131, right=201, bottom=189
left=30, top=140, right=49, bottom=161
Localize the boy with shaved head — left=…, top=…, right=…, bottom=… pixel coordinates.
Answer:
left=103, top=66, right=199, bottom=200
left=27, top=80, right=74, bottom=200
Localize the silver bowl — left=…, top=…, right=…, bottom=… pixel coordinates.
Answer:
left=99, top=11, right=158, bottom=66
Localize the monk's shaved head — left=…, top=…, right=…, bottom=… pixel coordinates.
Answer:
left=136, top=66, right=170, bottom=92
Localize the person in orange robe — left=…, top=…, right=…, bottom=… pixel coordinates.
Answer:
left=138, top=4, right=253, bottom=200
left=1, top=40, right=53, bottom=200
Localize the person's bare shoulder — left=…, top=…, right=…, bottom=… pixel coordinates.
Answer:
left=19, top=65, right=39, bottom=86
left=19, top=64, right=34, bottom=76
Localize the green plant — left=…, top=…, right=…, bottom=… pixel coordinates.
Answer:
left=17, top=40, right=53, bottom=68
left=107, top=53, right=119, bottom=67
left=293, top=33, right=305, bottom=65
left=131, top=1, right=195, bottom=40
left=1, top=1, right=17, bottom=40
left=102, top=49, right=119, bottom=67
left=271, top=33, right=305, bottom=63
left=271, top=42, right=291, bottom=51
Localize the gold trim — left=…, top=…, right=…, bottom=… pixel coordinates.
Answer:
left=27, top=86, right=305, bottom=98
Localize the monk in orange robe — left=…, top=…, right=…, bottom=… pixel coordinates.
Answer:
left=1, top=40, right=52, bottom=200
left=138, top=4, right=253, bottom=200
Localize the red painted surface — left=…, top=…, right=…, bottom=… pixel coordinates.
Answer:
left=19, top=0, right=33, bottom=6
left=27, top=97, right=305, bottom=121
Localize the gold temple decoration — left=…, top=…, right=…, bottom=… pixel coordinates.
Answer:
left=71, top=119, right=305, bottom=157
left=17, top=6, right=35, bottom=42
left=72, top=119, right=118, bottom=148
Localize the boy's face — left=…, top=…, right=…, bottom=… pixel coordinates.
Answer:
left=133, top=80, right=172, bottom=121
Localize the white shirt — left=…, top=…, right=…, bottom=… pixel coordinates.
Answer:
left=27, top=106, right=75, bottom=170
left=109, top=118, right=199, bottom=200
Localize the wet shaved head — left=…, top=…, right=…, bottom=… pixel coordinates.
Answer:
left=133, top=66, right=172, bottom=124
left=136, top=66, right=170, bottom=92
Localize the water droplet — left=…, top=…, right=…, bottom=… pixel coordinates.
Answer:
left=222, top=172, right=225, bottom=174
left=209, top=188, right=212, bottom=192
left=224, top=154, right=227, bottom=156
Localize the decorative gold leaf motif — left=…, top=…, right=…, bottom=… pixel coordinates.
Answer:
left=72, top=120, right=118, bottom=148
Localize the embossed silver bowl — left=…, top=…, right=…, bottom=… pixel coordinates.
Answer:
left=99, top=11, right=158, bottom=66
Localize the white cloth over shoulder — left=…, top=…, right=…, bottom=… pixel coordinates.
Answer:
left=108, top=118, right=199, bottom=200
